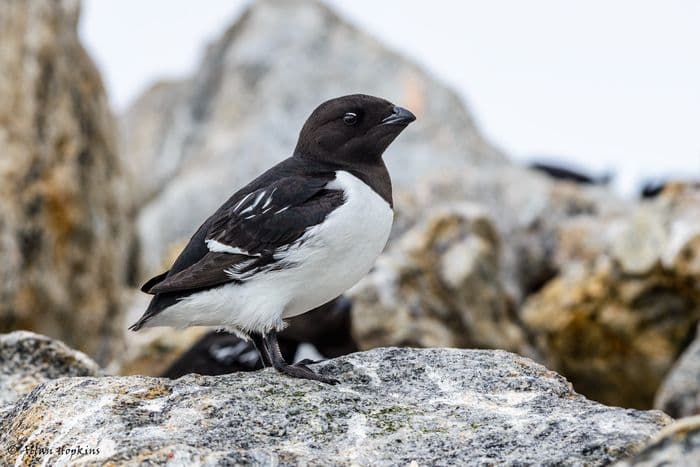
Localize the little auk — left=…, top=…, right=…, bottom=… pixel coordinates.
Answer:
left=130, top=94, right=415, bottom=384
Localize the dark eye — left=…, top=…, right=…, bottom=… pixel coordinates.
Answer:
left=343, top=112, right=358, bottom=126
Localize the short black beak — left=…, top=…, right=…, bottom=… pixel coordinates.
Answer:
left=381, top=106, right=416, bottom=125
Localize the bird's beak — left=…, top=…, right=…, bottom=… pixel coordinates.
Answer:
left=381, top=106, right=416, bottom=125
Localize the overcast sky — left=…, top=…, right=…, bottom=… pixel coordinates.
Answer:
left=80, top=0, right=700, bottom=195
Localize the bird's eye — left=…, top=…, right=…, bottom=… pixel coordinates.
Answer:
left=343, top=112, right=358, bottom=126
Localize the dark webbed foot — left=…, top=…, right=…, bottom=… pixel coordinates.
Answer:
left=263, top=332, right=339, bottom=385
left=279, top=362, right=339, bottom=385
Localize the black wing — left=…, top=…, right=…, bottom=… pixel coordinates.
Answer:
left=146, top=174, right=345, bottom=295
left=140, top=270, right=169, bottom=293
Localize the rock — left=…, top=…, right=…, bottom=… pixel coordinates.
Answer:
left=351, top=204, right=530, bottom=354
left=391, top=166, right=626, bottom=302
left=553, top=183, right=700, bottom=277
left=118, top=80, right=188, bottom=204
left=522, top=259, right=700, bottom=409
left=0, top=331, right=100, bottom=407
left=655, top=326, right=700, bottom=418
left=522, top=187, right=700, bottom=409
left=120, top=0, right=506, bottom=278
left=615, top=416, right=700, bottom=466
left=0, top=0, right=131, bottom=364
left=0, top=347, right=670, bottom=466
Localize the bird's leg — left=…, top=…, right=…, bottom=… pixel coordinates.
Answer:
left=249, top=331, right=272, bottom=368
left=262, top=331, right=339, bottom=385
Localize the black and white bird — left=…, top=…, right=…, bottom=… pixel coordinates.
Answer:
left=130, top=94, right=415, bottom=384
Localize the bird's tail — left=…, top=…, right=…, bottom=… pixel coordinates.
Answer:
left=128, top=292, right=180, bottom=331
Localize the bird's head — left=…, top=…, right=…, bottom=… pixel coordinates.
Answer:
left=294, top=94, right=416, bottom=165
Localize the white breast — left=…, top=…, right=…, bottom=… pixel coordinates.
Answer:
left=280, top=170, right=394, bottom=318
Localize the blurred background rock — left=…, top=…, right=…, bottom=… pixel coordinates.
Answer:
left=0, top=0, right=699, bottom=415
left=0, top=0, right=131, bottom=365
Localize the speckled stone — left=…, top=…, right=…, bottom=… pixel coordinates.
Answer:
left=0, top=331, right=100, bottom=407
left=615, top=416, right=700, bottom=466
left=0, top=347, right=670, bottom=466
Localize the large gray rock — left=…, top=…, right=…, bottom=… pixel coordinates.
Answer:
left=0, top=347, right=670, bottom=466
left=0, top=0, right=131, bottom=364
left=120, top=0, right=506, bottom=277
left=616, top=416, right=700, bottom=466
left=655, top=326, right=700, bottom=418
left=0, top=331, right=100, bottom=407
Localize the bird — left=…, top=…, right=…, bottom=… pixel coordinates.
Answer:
left=130, top=94, right=415, bottom=384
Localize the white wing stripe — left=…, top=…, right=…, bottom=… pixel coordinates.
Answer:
left=233, top=192, right=254, bottom=212
left=206, top=239, right=261, bottom=257
left=240, top=190, right=267, bottom=215
left=262, top=188, right=277, bottom=209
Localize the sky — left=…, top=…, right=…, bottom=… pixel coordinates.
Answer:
left=80, top=0, right=700, bottom=195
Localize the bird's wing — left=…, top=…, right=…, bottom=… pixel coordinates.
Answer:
left=140, top=270, right=169, bottom=293
left=146, top=174, right=345, bottom=295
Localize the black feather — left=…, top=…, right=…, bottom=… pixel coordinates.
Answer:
left=141, top=270, right=169, bottom=294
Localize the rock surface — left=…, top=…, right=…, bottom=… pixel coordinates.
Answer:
left=615, top=416, right=700, bottom=466
left=390, top=166, right=626, bottom=301
left=0, top=0, right=131, bottom=363
left=0, top=347, right=670, bottom=466
left=120, top=0, right=506, bottom=277
left=522, top=187, right=700, bottom=409
left=655, top=326, right=700, bottom=418
left=0, top=331, right=100, bottom=407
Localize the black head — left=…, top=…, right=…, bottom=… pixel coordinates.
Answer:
left=293, top=94, right=416, bottom=165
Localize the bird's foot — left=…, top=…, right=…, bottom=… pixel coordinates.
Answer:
left=262, top=331, right=338, bottom=384
left=278, top=362, right=339, bottom=385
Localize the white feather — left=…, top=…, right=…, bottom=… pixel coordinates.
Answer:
left=239, top=190, right=266, bottom=215
left=262, top=188, right=277, bottom=209
left=205, top=239, right=260, bottom=257
left=233, top=192, right=254, bottom=212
